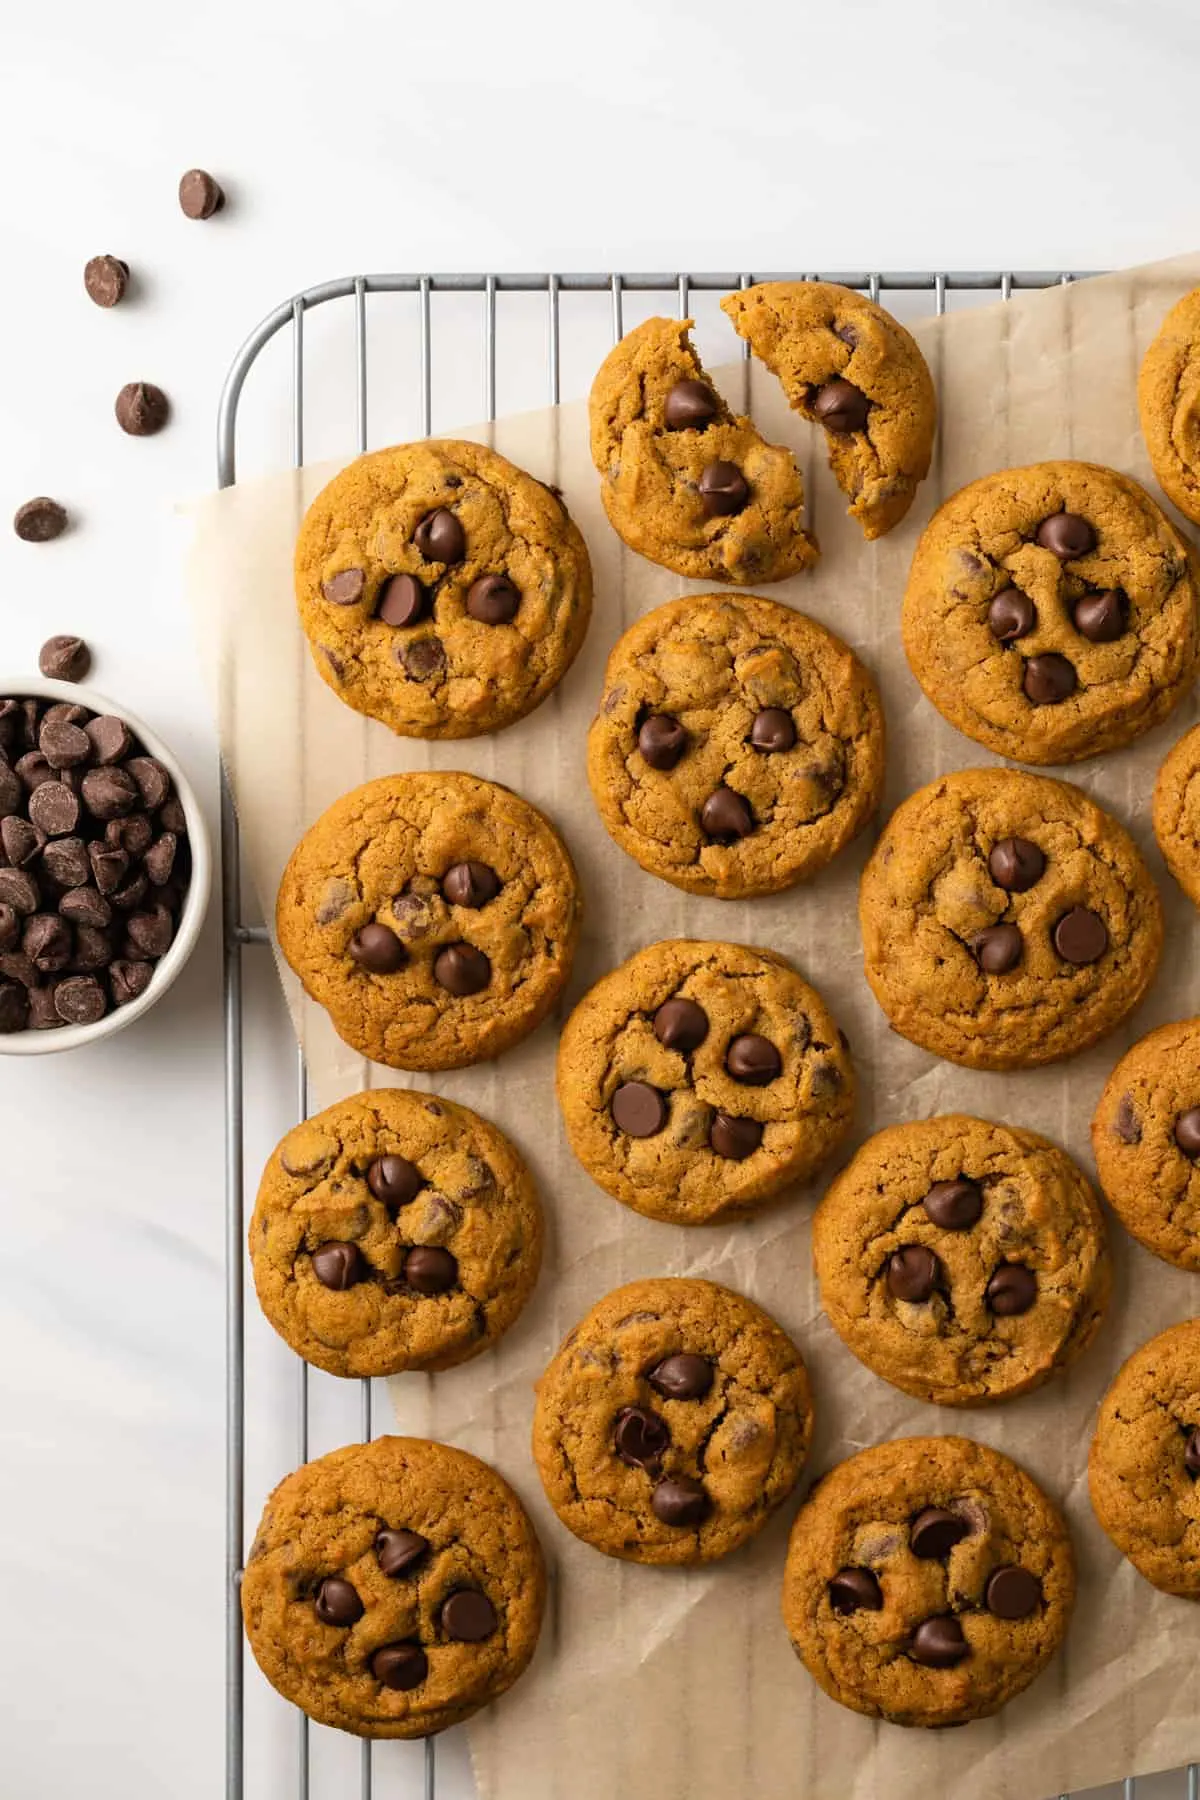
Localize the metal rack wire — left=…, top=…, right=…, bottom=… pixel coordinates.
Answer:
left=216, top=269, right=1193, bottom=1800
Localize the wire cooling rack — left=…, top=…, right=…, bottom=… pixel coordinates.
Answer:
left=216, top=269, right=1197, bottom=1800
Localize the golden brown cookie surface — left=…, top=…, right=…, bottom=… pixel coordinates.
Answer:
left=276, top=772, right=580, bottom=1070
left=902, top=461, right=1199, bottom=763
left=1091, top=1017, right=1200, bottom=1271
left=242, top=1437, right=545, bottom=1736
left=721, top=281, right=936, bottom=539
left=295, top=439, right=591, bottom=738
left=586, top=593, right=884, bottom=899
left=1153, top=720, right=1200, bottom=910
left=556, top=939, right=854, bottom=1224
left=532, top=1277, right=812, bottom=1566
left=1139, top=287, right=1200, bottom=526
left=813, top=1114, right=1110, bottom=1405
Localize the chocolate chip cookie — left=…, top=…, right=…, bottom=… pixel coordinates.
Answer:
left=1091, top=1017, right=1200, bottom=1271
left=783, top=1435, right=1074, bottom=1727
left=532, top=1277, right=812, bottom=1565
left=1153, top=722, right=1200, bottom=910
left=859, top=768, right=1163, bottom=1070
left=242, top=1436, right=545, bottom=1736
left=1089, top=1319, right=1200, bottom=1598
left=720, top=282, right=936, bottom=540
left=1139, top=287, right=1200, bottom=527
left=276, top=772, right=580, bottom=1070
left=813, top=1114, right=1111, bottom=1406
left=295, top=439, right=592, bottom=739
left=587, top=593, right=885, bottom=899
left=556, top=939, right=854, bottom=1225
left=249, top=1088, right=542, bottom=1377
left=902, top=461, right=1200, bottom=763
left=588, top=316, right=817, bottom=584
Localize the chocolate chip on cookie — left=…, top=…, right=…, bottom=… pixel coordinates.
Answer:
left=969, top=922, right=1023, bottom=973
left=987, top=588, right=1037, bottom=642
left=311, top=1241, right=364, bottom=1290
left=322, top=568, right=366, bottom=605
left=664, top=379, right=720, bottom=430
left=375, top=1527, right=430, bottom=1576
left=349, top=922, right=407, bottom=973
left=637, top=713, right=688, bottom=771
left=828, top=1568, right=883, bottom=1614
left=886, top=1246, right=940, bottom=1302
left=466, top=574, right=519, bottom=624
left=1035, top=511, right=1095, bottom=559
left=910, top=1616, right=969, bottom=1668
left=652, top=996, right=708, bottom=1051
left=725, top=1032, right=781, bottom=1085
left=749, top=707, right=796, bottom=752
left=440, top=1589, right=497, bottom=1642
left=922, top=1177, right=983, bottom=1230
left=611, top=1081, right=667, bottom=1139
left=647, top=1352, right=713, bottom=1400
left=432, top=942, right=490, bottom=995
left=1073, top=588, right=1126, bottom=642
left=376, top=573, right=426, bottom=625
left=700, top=785, right=753, bottom=843
left=1052, top=906, right=1108, bottom=965
left=441, top=861, right=500, bottom=908
left=1023, top=652, right=1077, bottom=706
left=698, top=460, right=749, bottom=518
left=315, top=1576, right=364, bottom=1626
left=811, top=378, right=870, bottom=433
left=651, top=1475, right=710, bottom=1526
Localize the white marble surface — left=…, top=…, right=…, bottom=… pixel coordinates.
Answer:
left=1, top=1, right=1198, bottom=1795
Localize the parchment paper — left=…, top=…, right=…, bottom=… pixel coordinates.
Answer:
left=189, top=252, right=1200, bottom=1800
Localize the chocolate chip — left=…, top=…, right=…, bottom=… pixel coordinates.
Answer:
left=14, top=498, right=67, bottom=542
left=348, top=923, right=407, bottom=973
left=613, top=1405, right=669, bottom=1469
left=81, top=767, right=138, bottom=821
left=403, top=1245, right=458, bottom=1294
left=647, top=1353, right=713, bottom=1400
left=125, top=757, right=171, bottom=810
left=664, top=379, right=720, bottom=429
left=653, top=997, right=708, bottom=1052
left=725, top=1033, right=781, bottom=1085
left=178, top=169, right=224, bottom=219
left=749, top=707, right=796, bottom=752
left=144, top=833, right=178, bottom=886
left=59, top=887, right=111, bottom=929
left=969, top=923, right=1023, bottom=974
left=986, top=1263, right=1037, bottom=1315
left=923, top=1177, right=983, bottom=1229
left=988, top=837, right=1045, bottom=892
left=1185, top=1430, right=1200, bottom=1477
left=986, top=587, right=1036, bottom=642
left=812, top=378, right=870, bottom=432
left=54, top=975, right=106, bottom=1025
left=376, top=1528, right=430, bottom=1577
left=1052, top=906, right=1107, bottom=965
left=466, top=574, right=520, bottom=624
left=311, top=1241, right=364, bottom=1289
left=38, top=635, right=91, bottom=682
left=125, top=905, right=173, bottom=959
left=402, top=638, right=445, bottom=681
left=0, top=868, right=39, bottom=913
left=15, top=752, right=52, bottom=791
left=43, top=702, right=89, bottom=727
left=111, top=870, right=149, bottom=913
left=84, top=254, right=129, bottom=307
left=985, top=1566, right=1041, bottom=1619
left=321, top=567, right=365, bottom=606
left=1035, top=512, right=1094, bottom=559
left=371, top=1643, right=427, bottom=1690
left=23, top=913, right=72, bottom=972
left=910, top=1616, right=968, bottom=1668
left=432, top=942, right=490, bottom=995
left=698, top=460, right=749, bottom=518
left=0, top=982, right=28, bottom=1031
left=114, top=815, right=157, bottom=859
left=368, top=1155, right=424, bottom=1208
left=375, top=572, right=427, bottom=626
left=700, top=786, right=753, bottom=842
left=1, top=817, right=43, bottom=866
left=612, top=1080, right=667, bottom=1138
left=27, top=984, right=65, bottom=1028
left=442, top=861, right=500, bottom=908
left=115, top=382, right=169, bottom=436
left=911, top=1507, right=969, bottom=1558
left=159, top=796, right=187, bottom=835
left=1114, top=1094, right=1142, bottom=1144
left=72, top=926, right=114, bottom=972
left=1023, top=652, right=1077, bottom=705
left=1073, top=589, right=1126, bottom=642
left=29, top=781, right=80, bottom=838
left=80, top=718, right=127, bottom=771
left=314, top=1576, right=363, bottom=1627
left=413, top=508, right=464, bottom=563
left=887, top=1245, right=940, bottom=1302
left=88, top=842, right=128, bottom=894
left=637, top=713, right=688, bottom=770
left=440, top=1589, right=497, bottom=1641
left=709, top=1113, right=763, bottom=1160
left=0, top=949, right=37, bottom=987
left=39, top=720, right=90, bottom=769
left=829, top=1568, right=883, bottom=1614
left=0, top=765, right=21, bottom=816
left=1174, top=1110, right=1200, bottom=1158
left=652, top=1476, right=710, bottom=1526
left=110, top=959, right=153, bottom=1006
left=18, top=701, right=40, bottom=747
left=0, top=906, right=17, bottom=950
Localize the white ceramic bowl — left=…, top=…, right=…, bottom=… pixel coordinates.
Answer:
left=0, top=674, right=212, bottom=1054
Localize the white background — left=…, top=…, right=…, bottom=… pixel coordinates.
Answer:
left=1, top=2, right=1198, bottom=1796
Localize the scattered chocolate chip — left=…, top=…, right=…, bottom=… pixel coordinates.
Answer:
left=81, top=766, right=139, bottom=821
left=84, top=255, right=129, bottom=308
left=40, top=720, right=91, bottom=769
left=647, top=1353, right=713, bottom=1400
left=1035, top=512, right=1095, bottom=559
left=376, top=1528, right=429, bottom=1577
left=1185, top=1430, right=1200, bottom=1477
left=887, top=1245, right=940, bottom=1303
left=1114, top=1094, right=1141, bottom=1144
left=700, top=786, right=753, bottom=842
left=986, top=1263, right=1037, bottom=1315
left=432, top=942, right=490, bottom=995
left=829, top=1568, right=883, bottom=1614
left=1023, top=652, right=1077, bottom=705
left=709, top=1112, right=763, bottom=1159
left=466, top=574, right=520, bottom=624
left=178, top=169, right=225, bottom=219
left=38, top=635, right=91, bottom=682
left=923, top=1177, right=983, bottom=1230
left=403, top=1245, right=458, bottom=1294
left=368, top=1155, right=424, bottom=1208
left=413, top=508, right=464, bottom=563
left=1073, top=589, right=1126, bottom=642
left=637, top=713, right=688, bottom=770
left=812, top=378, right=870, bottom=432
left=59, top=887, right=111, bottom=929
left=402, top=637, right=445, bottom=681
left=988, top=836, right=1045, bottom=892
left=749, top=707, right=796, bottom=752
left=613, top=1405, right=669, bottom=1469
left=0, top=981, right=28, bottom=1031
left=969, top=922, right=1023, bottom=974
left=54, top=974, right=106, bottom=1025
left=348, top=923, right=407, bottom=973
left=440, top=1589, right=497, bottom=1641
left=315, top=1576, right=363, bottom=1627
left=1, top=816, right=43, bottom=866
left=910, top=1615, right=969, bottom=1668
left=14, top=498, right=67, bottom=543
left=653, top=997, right=708, bottom=1052
left=371, top=1642, right=427, bottom=1689
left=115, top=382, right=169, bottom=436
left=612, top=1080, right=667, bottom=1138
left=376, top=573, right=427, bottom=626
left=311, top=1241, right=364, bottom=1290
left=1174, top=1109, right=1200, bottom=1158
left=652, top=1476, right=710, bottom=1526
left=110, top=959, right=153, bottom=1006
left=725, top=1032, right=781, bottom=1085
left=985, top=1566, right=1041, bottom=1619
left=911, top=1506, right=969, bottom=1559
left=29, top=781, right=80, bottom=838
left=23, top=913, right=72, bottom=973
left=1052, top=906, right=1107, bottom=965
left=442, top=861, right=500, bottom=908
left=322, top=568, right=365, bottom=606
left=698, top=460, right=749, bottom=518
left=664, top=379, right=720, bottom=429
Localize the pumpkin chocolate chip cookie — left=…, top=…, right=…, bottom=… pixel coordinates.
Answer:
left=783, top=1436, right=1075, bottom=1727
left=1091, top=1017, right=1200, bottom=1271
left=721, top=281, right=936, bottom=540
left=902, top=460, right=1200, bottom=763
left=250, top=1088, right=542, bottom=1377
left=587, top=593, right=885, bottom=899
left=1089, top=1319, right=1200, bottom=1598
left=557, top=939, right=854, bottom=1224
left=295, top=439, right=592, bottom=738
left=813, top=1114, right=1110, bottom=1406
left=859, top=767, right=1163, bottom=1070
left=1139, top=287, right=1200, bottom=527
left=242, top=1436, right=545, bottom=1736
left=532, top=1276, right=812, bottom=1566
left=1153, top=721, right=1200, bottom=910
left=588, top=316, right=817, bottom=584
left=276, top=771, right=580, bottom=1070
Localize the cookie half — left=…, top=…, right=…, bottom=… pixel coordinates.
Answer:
left=556, top=938, right=854, bottom=1224
left=813, top=1114, right=1110, bottom=1405
left=1153, top=721, right=1200, bottom=911
left=1139, top=287, right=1200, bottom=526
left=250, top=1088, right=542, bottom=1377
left=721, top=281, right=936, bottom=539
left=242, top=1437, right=545, bottom=1736
left=276, top=771, right=581, bottom=1070
left=587, top=593, right=885, bottom=899
left=1089, top=1320, right=1200, bottom=1598
left=1092, top=1017, right=1200, bottom=1271
left=859, top=767, right=1163, bottom=1070
left=902, top=460, right=1200, bottom=763
left=588, top=316, right=817, bottom=584
left=783, top=1436, right=1074, bottom=1727
left=295, top=439, right=592, bottom=738
left=532, top=1277, right=812, bottom=1566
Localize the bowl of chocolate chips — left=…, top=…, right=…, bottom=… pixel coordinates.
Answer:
left=0, top=671, right=211, bottom=1051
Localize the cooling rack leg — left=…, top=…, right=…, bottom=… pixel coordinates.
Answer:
left=222, top=767, right=246, bottom=1800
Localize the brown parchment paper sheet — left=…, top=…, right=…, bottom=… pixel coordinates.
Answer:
left=189, top=252, right=1200, bottom=1800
